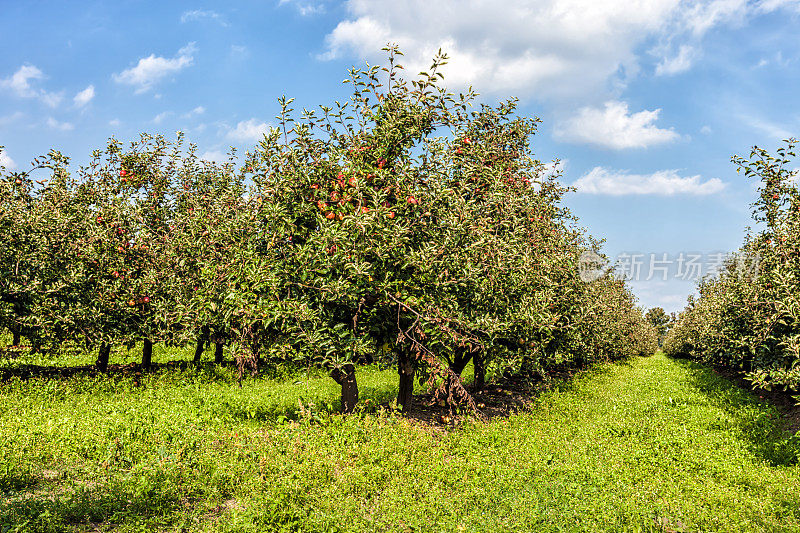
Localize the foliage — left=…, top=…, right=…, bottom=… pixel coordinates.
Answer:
left=645, top=306, right=672, bottom=345
left=0, top=47, right=656, bottom=412
left=664, top=139, right=800, bottom=391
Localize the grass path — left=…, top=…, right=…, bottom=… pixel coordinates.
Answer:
left=2, top=352, right=800, bottom=531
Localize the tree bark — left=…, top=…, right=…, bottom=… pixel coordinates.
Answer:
left=141, top=339, right=153, bottom=369
left=450, top=346, right=473, bottom=376
left=193, top=326, right=210, bottom=363
left=442, top=346, right=474, bottom=401
left=330, top=364, right=359, bottom=413
left=473, top=352, right=486, bottom=390
left=96, top=343, right=110, bottom=372
left=12, top=330, right=20, bottom=347
left=214, top=342, right=224, bottom=364
left=397, top=349, right=415, bottom=412
left=193, top=337, right=205, bottom=363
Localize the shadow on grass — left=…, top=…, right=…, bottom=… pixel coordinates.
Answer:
left=0, top=477, right=190, bottom=532
left=1, top=346, right=629, bottom=430
left=0, top=358, right=316, bottom=385
left=669, top=356, right=800, bottom=466
left=398, top=356, right=626, bottom=427
left=221, top=384, right=401, bottom=424
left=0, top=359, right=214, bottom=381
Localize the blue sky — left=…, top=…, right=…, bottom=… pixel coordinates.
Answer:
left=2, top=0, right=799, bottom=313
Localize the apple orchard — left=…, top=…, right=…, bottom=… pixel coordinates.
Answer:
left=0, top=48, right=657, bottom=412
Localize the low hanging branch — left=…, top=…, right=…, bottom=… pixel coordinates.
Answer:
left=389, top=295, right=485, bottom=419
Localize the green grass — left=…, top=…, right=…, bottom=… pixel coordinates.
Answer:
left=2, top=350, right=800, bottom=532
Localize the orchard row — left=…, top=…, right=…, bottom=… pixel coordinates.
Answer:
left=664, top=140, right=800, bottom=391
left=0, top=49, right=657, bottom=411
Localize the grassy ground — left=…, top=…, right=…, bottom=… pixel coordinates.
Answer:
left=2, top=349, right=800, bottom=532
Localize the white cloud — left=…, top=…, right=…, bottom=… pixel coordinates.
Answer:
left=1, top=64, right=63, bottom=107
left=753, top=50, right=792, bottom=70
left=575, top=166, right=725, bottom=195
left=46, top=117, right=75, bottom=131
left=554, top=101, right=679, bottom=149
left=113, top=43, right=196, bottom=93
left=153, top=111, right=172, bottom=124
left=0, top=112, right=24, bottom=126
left=226, top=118, right=270, bottom=143
left=180, top=9, right=228, bottom=25
left=319, top=16, right=391, bottom=61
left=40, top=92, right=64, bottom=108
left=109, top=118, right=121, bottom=126
left=757, top=0, right=800, bottom=13
left=319, top=0, right=681, bottom=100
left=230, top=45, right=249, bottom=57
left=682, top=0, right=749, bottom=35
left=0, top=151, right=16, bottom=170
left=182, top=106, right=205, bottom=118
left=280, top=0, right=328, bottom=16
left=1, top=64, right=44, bottom=96
left=73, top=85, right=95, bottom=107
left=655, top=44, right=696, bottom=75
left=744, top=115, right=794, bottom=140
left=319, top=1, right=799, bottom=101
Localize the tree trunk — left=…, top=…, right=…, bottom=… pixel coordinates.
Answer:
left=96, top=343, right=110, bottom=372
left=473, top=352, right=486, bottom=390
left=330, top=364, right=359, bottom=413
left=141, top=339, right=153, bottom=369
left=12, top=330, right=20, bottom=347
left=397, top=349, right=415, bottom=412
left=193, top=326, right=210, bottom=363
left=193, top=337, right=205, bottom=363
left=450, top=346, right=473, bottom=376
left=214, top=342, right=224, bottom=364
left=443, top=347, right=474, bottom=401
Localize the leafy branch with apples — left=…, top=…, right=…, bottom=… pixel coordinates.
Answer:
left=0, top=46, right=657, bottom=413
